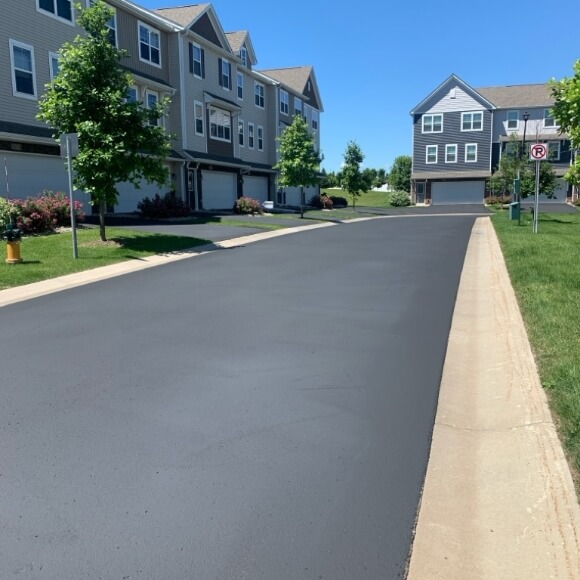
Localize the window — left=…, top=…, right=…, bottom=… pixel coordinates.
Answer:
left=544, top=109, right=557, bottom=128
left=219, top=58, right=231, bottom=90
left=507, top=110, right=519, bottom=130
left=258, top=126, right=263, bottom=151
left=237, top=72, right=244, bottom=100
left=248, top=123, right=255, bottom=148
left=461, top=111, right=483, bottom=131
left=254, top=82, right=264, bottom=108
left=312, top=109, right=319, bottom=131
left=294, top=97, right=302, bottom=117
left=146, top=90, right=159, bottom=126
left=38, top=0, right=73, bottom=23
left=426, top=145, right=437, bottom=164
left=9, top=40, right=36, bottom=98
left=126, top=85, right=138, bottom=103
left=194, top=101, right=204, bottom=136
left=49, top=52, right=60, bottom=81
left=139, top=22, right=160, bottom=66
left=422, top=114, right=443, bottom=133
left=548, top=141, right=560, bottom=160
left=280, top=89, right=289, bottom=115
left=189, top=43, right=205, bottom=78
left=445, top=144, right=457, bottom=163
left=465, top=143, right=478, bottom=163
left=238, top=119, right=244, bottom=147
left=209, top=107, right=231, bottom=141
left=240, top=45, right=248, bottom=67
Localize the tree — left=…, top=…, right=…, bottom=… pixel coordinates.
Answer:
left=275, top=115, right=322, bottom=218
left=38, top=1, right=171, bottom=241
left=551, top=60, right=580, bottom=187
left=340, top=141, right=366, bottom=210
left=388, top=155, right=412, bottom=192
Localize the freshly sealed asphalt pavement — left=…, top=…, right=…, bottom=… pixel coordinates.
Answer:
left=1, top=214, right=481, bottom=578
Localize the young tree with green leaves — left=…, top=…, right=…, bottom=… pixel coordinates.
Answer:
left=38, top=1, right=172, bottom=241
left=388, top=155, right=412, bottom=192
left=275, top=115, right=322, bottom=218
left=340, top=141, right=366, bottom=210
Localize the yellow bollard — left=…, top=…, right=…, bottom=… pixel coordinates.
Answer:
left=6, top=240, right=22, bottom=264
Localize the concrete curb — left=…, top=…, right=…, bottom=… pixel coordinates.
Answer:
left=407, top=217, right=580, bottom=579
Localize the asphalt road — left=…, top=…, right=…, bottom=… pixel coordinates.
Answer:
left=0, top=215, right=478, bottom=579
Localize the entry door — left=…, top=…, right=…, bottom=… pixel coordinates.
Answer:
left=416, top=182, right=426, bottom=204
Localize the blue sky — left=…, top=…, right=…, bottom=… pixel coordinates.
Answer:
left=140, top=0, right=580, bottom=174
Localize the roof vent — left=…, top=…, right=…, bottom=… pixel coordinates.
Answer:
left=450, top=88, right=456, bottom=99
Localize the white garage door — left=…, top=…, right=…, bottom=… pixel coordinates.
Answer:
left=115, top=179, right=164, bottom=214
left=431, top=181, right=485, bottom=205
left=537, top=178, right=569, bottom=203
left=284, top=185, right=317, bottom=207
left=202, top=171, right=237, bottom=210
left=244, top=176, right=268, bottom=202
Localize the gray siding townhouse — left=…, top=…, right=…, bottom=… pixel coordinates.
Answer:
left=410, top=74, right=572, bottom=205
left=1, top=0, right=183, bottom=213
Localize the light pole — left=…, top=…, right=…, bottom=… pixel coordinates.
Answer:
left=520, top=111, right=530, bottom=204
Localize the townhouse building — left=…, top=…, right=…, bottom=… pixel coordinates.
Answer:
left=410, top=74, right=572, bottom=205
left=1, top=1, right=323, bottom=213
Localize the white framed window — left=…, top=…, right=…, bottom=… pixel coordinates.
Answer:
left=146, top=90, right=159, bottom=126
left=507, top=110, right=519, bottom=130
left=126, top=85, right=138, bottom=103
left=312, top=109, right=319, bottom=131
left=220, top=58, right=231, bottom=90
left=294, top=97, right=302, bottom=117
left=37, top=0, right=73, bottom=24
left=194, top=100, right=204, bottom=136
left=248, top=123, right=255, bottom=148
left=548, top=141, right=560, bottom=160
left=465, top=143, right=478, bottom=162
left=49, top=51, right=60, bottom=82
left=139, top=22, right=161, bottom=67
left=254, top=82, right=264, bottom=108
left=461, top=111, right=483, bottom=131
left=189, top=43, right=204, bottom=78
left=237, top=72, right=243, bottom=100
left=238, top=119, right=245, bottom=147
left=280, top=89, right=289, bottom=115
left=9, top=40, right=37, bottom=99
left=544, top=109, right=557, bottom=128
left=209, top=107, right=231, bottom=142
left=426, top=145, right=438, bottom=164
left=445, top=144, right=457, bottom=163
left=422, top=114, right=443, bottom=133
left=258, top=126, right=264, bottom=151
left=240, top=45, right=248, bottom=67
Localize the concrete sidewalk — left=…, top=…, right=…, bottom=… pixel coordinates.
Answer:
left=407, top=217, right=580, bottom=579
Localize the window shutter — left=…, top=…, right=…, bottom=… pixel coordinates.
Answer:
left=201, top=49, right=205, bottom=78
left=188, top=43, right=193, bottom=74
left=218, top=57, right=223, bottom=86
left=228, top=63, right=232, bottom=89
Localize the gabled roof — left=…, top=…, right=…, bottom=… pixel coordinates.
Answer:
left=225, top=30, right=257, bottom=66
left=476, top=84, right=554, bottom=108
left=410, top=74, right=495, bottom=114
left=153, top=4, right=209, bottom=27
left=259, top=66, right=324, bottom=111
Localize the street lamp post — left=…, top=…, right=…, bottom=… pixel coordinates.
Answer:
left=520, top=111, right=530, bottom=203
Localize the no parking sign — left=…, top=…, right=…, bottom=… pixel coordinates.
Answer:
left=530, top=143, right=548, bottom=161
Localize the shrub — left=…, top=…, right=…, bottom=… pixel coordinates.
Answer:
left=329, top=195, right=348, bottom=208
left=0, top=197, right=18, bottom=228
left=486, top=194, right=512, bottom=205
left=573, top=198, right=580, bottom=207
left=308, top=194, right=333, bottom=209
left=388, top=191, right=411, bottom=207
left=11, top=191, right=85, bottom=234
left=137, top=192, right=190, bottom=219
left=234, top=196, right=263, bottom=215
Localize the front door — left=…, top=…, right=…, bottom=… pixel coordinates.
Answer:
left=416, top=182, right=426, bottom=204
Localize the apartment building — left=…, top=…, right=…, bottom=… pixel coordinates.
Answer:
left=1, top=1, right=323, bottom=212
left=410, top=74, right=572, bottom=205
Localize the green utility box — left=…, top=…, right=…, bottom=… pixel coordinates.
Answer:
left=509, top=202, right=520, bottom=221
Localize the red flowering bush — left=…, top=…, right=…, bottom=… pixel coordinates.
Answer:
left=11, top=191, right=85, bottom=234
left=234, top=196, right=263, bottom=215
left=137, top=193, right=190, bottom=218
left=308, top=194, right=333, bottom=209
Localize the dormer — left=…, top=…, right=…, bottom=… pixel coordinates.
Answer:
left=225, top=31, right=257, bottom=70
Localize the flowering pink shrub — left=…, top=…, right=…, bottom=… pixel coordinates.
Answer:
left=137, top=193, right=190, bottom=218
left=11, top=191, right=85, bottom=234
left=234, top=196, right=263, bottom=215
left=308, top=194, right=333, bottom=209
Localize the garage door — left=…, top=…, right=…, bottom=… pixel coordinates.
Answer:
left=431, top=181, right=485, bottom=205
left=244, top=175, right=268, bottom=202
left=536, top=178, right=569, bottom=203
left=202, top=171, right=237, bottom=210
left=284, top=185, right=317, bottom=207
left=115, top=179, right=164, bottom=214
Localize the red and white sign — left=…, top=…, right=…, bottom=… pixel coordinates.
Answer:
left=530, top=143, right=548, bottom=161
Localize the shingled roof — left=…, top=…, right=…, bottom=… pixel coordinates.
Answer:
left=225, top=31, right=246, bottom=53
left=154, top=4, right=209, bottom=26
left=476, top=83, right=554, bottom=108
left=260, top=66, right=313, bottom=95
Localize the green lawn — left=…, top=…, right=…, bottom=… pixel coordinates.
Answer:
left=0, top=227, right=210, bottom=291
left=322, top=188, right=394, bottom=208
left=492, top=209, right=580, bottom=485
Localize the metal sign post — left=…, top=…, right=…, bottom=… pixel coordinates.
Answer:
left=60, top=133, right=79, bottom=258
left=530, top=143, right=548, bottom=234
